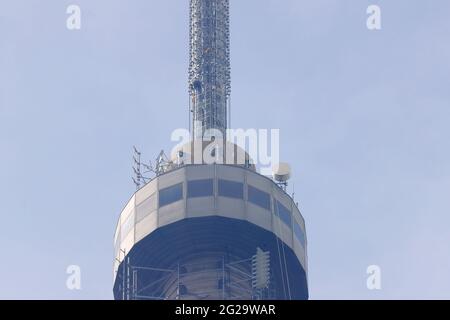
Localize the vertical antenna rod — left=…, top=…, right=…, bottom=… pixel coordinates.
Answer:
left=189, top=0, right=231, bottom=140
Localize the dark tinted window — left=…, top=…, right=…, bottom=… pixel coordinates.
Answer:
left=276, top=201, right=291, bottom=227
left=159, top=183, right=183, bottom=207
left=248, top=185, right=271, bottom=210
left=218, top=179, right=243, bottom=199
left=294, top=222, right=306, bottom=247
left=188, top=179, right=214, bottom=198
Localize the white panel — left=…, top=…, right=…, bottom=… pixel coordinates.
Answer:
left=187, top=197, right=215, bottom=217
left=121, top=210, right=135, bottom=242
left=158, top=201, right=185, bottom=227
left=136, top=180, right=157, bottom=205
left=246, top=171, right=271, bottom=191
left=217, top=197, right=245, bottom=220
left=186, top=165, right=215, bottom=180
left=216, top=165, right=245, bottom=182
left=113, top=259, right=120, bottom=282
left=120, top=195, right=135, bottom=223
left=120, top=231, right=135, bottom=256
left=158, top=168, right=185, bottom=189
left=136, top=193, right=157, bottom=222
left=135, top=211, right=157, bottom=242
left=246, top=203, right=272, bottom=231
left=114, top=224, right=121, bottom=257
left=114, top=219, right=121, bottom=245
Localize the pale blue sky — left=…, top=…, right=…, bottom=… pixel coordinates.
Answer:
left=1, top=0, right=449, bottom=299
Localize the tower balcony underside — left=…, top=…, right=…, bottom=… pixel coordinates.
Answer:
left=113, top=164, right=308, bottom=299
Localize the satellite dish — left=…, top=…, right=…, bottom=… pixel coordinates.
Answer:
left=272, top=163, right=291, bottom=183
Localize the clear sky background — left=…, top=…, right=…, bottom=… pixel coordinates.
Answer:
left=1, top=0, right=449, bottom=299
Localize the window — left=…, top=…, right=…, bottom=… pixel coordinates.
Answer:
left=248, top=185, right=271, bottom=210
left=188, top=179, right=214, bottom=198
left=294, top=222, right=306, bottom=248
left=218, top=179, right=243, bottom=199
left=275, top=201, right=292, bottom=227
left=159, top=183, right=183, bottom=207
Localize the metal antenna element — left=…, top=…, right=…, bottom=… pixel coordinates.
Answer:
left=132, top=147, right=181, bottom=189
left=189, top=0, right=231, bottom=140
left=252, top=248, right=270, bottom=289
left=154, top=150, right=175, bottom=176
left=252, top=248, right=271, bottom=299
left=132, top=146, right=153, bottom=190
left=132, top=146, right=142, bottom=190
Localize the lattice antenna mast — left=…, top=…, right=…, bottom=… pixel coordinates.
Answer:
left=189, top=0, right=231, bottom=140
left=132, top=146, right=154, bottom=190
left=132, top=146, right=142, bottom=190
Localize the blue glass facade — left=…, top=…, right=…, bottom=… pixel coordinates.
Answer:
left=248, top=185, right=271, bottom=210
left=188, top=179, right=214, bottom=198
left=218, top=179, right=243, bottom=199
left=276, top=201, right=292, bottom=227
left=159, top=183, right=183, bottom=207
left=294, top=222, right=306, bottom=248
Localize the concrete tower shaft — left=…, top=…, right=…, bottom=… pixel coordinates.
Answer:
left=189, top=0, right=231, bottom=139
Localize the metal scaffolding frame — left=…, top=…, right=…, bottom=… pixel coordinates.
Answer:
left=116, top=250, right=275, bottom=300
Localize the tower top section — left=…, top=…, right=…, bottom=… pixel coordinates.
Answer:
left=189, top=0, right=231, bottom=140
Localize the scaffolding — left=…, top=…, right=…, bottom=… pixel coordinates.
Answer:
left=116, top=249, right=275, bottom=300
left=189, top=0, right=231, bottom=140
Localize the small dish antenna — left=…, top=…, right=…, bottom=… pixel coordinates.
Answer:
left=272, top=163, right=291, bottom=190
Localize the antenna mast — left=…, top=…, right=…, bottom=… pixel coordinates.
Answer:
left=189, top=0, right=231, bottom=140
left=132, top=146, right=154, bottom=190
